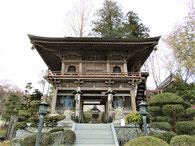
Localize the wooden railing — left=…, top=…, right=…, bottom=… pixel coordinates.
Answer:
left=45, top=70, right=142, bottom=78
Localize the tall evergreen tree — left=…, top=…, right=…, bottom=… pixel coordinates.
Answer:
left=92, top=0, right=124, bottom=38
left=123, top=11, right=150, bottom=38
left=91, top=0, right=150, bottom=38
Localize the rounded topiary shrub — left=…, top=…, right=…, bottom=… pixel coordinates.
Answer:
left=22, top=132, right=54, bottom=146
left=160, top=131, right=177, bottom=144
left=162, top=104, right=184, bottom=117
left=151, top=122, right=172, bottom=131
left=149, top=93, right=183, bottom=106
left=170, top=135, right=195, bottom=146
left=155, top=116, right=170, bottom=122
left=148, top=106, right=162, bottom=116
left=124, top=136, right=169, bottom=146
left=176, top=121, right=195, bottom=135
left=61, top=130, right=76, bottom=145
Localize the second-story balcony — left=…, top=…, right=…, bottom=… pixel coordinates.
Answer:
left=45, top=70, right=142, bottom=80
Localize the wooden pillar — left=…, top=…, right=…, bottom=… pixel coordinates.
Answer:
left=107, top=62, right=110, bottom=72
left=51, top=88, right=58, bottom=114
left=74, top=87, right=82, bottom=122
left=123, top=61, right=128, bottom=73
left=61, top=61, right=65, bottom=75
left=130, top=87, right=137, bottom=112
left=79, top=62, right=82, bottom=74
left=106, top=87, right=113, bottom=123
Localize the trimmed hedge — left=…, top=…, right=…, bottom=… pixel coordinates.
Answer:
left=170, top=135, right=195, bottom=146
left=149, top=93, right=183, bottom=106
left=176, top=121, right=195, bottom=135
left=151, top=122, right=172, bottom=131
left=149, top=131, right=177, bottom=144
left=22, top=132, right=54, bottom=146
left=124, top=136, right=169, bottom=146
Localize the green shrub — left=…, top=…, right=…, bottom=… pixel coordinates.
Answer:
left=155, top=116, right=170, bottom=122
left=148, top=132, right=163, bottom=139
left=149, top=106, right=162, bottom=116
left=176, top=121, right=195, bottom=135
left=170, top=135, right=195, bottom=146
left=83, top=111, right=92, bottom=123
left=160, top=131, right=177, bottom=144
left=44, top=115, right=65, bottom=127
left=151, top=122, right=172, bottom=131
left=126, top=111, right=142, bottom=125
left=29, top=100, right=41, bottom=107
left=185, top=108, right=195, bottom=116
left=16, top=122, right=26, bottom=129
left=22, top=132, right=54, bottom=146
left=124, top=136, right=169, bottom=146
left=183, top=101, right=192, bottom=109
left=61, top=130, right=76, bottom=145
left=149, top=131, right=177, bottom=144
left=149, top=93, right=183, bottom=106
left=45, top=115, right=66, bottom=123
left=28, top=117, right=39, bottom=125
left=50, top=127, right=64, bottom=133
left=18, top=110, right=31, bottom=117
left=162, top=104, right=184, bottom=117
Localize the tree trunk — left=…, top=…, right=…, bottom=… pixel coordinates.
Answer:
left=5, top=116, right=18, bottom=140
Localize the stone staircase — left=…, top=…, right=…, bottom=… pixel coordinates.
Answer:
left=72, top=123, right=119, bottom=146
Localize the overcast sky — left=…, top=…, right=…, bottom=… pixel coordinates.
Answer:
left=0, top=0, right=189, bottom=92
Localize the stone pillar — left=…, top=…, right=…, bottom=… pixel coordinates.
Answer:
left=130, top=87, right=137, bottom=112
left=51, top=88, right=58, bottom=114
left=61, top=61, right=65, bottom=75
left=79, top=62, right=82, bottom=74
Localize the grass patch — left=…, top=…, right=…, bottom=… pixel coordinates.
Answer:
left=0, top=127, right=7, bottom=138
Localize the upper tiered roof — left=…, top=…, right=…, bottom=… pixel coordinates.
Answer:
left=28, top=34, right=160, bottom=71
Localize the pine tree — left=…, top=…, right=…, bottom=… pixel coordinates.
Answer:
left=2, top=94, right=21, bottom=122
left=17, top=89, right=42, bottom=129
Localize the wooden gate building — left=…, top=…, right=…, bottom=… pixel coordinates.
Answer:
left=28, top=35, right=160, bottom=123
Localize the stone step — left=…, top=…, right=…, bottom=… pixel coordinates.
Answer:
left=72, top=144, right=115, bottom=146
left=76, top=124, right=111, bottom=130
left=75, top=129, right=112, bottom=136
left=74, top=138, right=114, bottom=144
left=76, top=132, right=113, bottom=139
